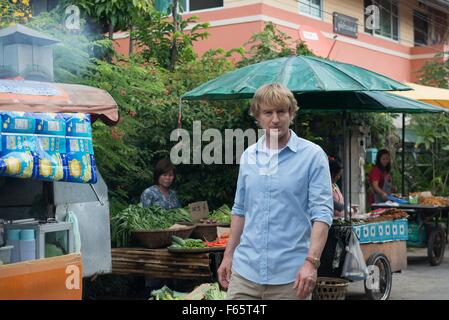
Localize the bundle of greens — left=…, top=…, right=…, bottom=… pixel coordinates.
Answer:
left=150, top=285, right=187, bottom=300
left=208, top=204, right=232, bottom=225
left=111, top=204, right=192, bottom=247
left=204, top=283, right=227, bottom=300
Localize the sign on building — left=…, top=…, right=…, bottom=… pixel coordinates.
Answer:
left=333, top=12, right=358, bottom=38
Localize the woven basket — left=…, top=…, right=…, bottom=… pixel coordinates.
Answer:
left=132, top=226, right=195, bottom=249
left=312, top=277, right=349, bottom=300
left=192, top=224, right=218, bottom=242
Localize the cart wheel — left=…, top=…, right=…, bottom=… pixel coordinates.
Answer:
left=364, top=253, right=392, bottom=300
left=427, top=225, right=446, bottom=266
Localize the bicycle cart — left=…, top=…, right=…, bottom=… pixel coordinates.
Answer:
left=372, top=204, right=448, bottom=266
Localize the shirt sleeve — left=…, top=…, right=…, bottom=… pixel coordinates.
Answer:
left=308, top=149, right=334, bottom=226
left=232, top=163, right=246, bottom=217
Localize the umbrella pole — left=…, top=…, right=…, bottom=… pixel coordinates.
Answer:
left=402, top=113, right=405, bottom=197
left=343, top=112, right=350, bottom=221
left=349, top=119, right=352, bottom=220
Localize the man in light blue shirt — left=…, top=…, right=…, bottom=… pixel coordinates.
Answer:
left=218, top=83, right=333, bottom=300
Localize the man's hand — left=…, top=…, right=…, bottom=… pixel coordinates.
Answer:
left=217, top=256, right=233, bottom=289
left=293, top=261, right=317, bottom=299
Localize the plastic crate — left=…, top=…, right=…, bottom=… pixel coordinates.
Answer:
left=0, top=245, right=13, bottom=265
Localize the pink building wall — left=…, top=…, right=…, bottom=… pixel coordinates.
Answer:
left=114, top=2, right=446, bottom=83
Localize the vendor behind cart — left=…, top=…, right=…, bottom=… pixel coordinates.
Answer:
left=141, top=159, right=181, bottom=209
left=368, top=149, right=395, bottom=206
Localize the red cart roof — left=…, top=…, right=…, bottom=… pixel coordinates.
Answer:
left=0, top=80, right=119, bottom=126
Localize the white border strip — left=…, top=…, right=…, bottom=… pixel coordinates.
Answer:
left=185, top=14, right=300, bottom=30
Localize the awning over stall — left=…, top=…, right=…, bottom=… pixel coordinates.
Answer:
left=0, top=80, right=119, bottom=125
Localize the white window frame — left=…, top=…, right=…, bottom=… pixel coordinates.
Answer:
left=181, top=0, right=224, bottom=13
left=298, top=0, right=324, bottom=21
left=363, top=0, right=400, bottom=43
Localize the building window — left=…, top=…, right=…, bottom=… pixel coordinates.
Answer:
left=413, top=8, right=447, bottom=46
left=155, top=0, right=223, bottom=13
left=299, top=0, right=322, bottom=19
left=414, top=11, right=428, bottom=45
left=31, top=0, right=59, bottom=16
left=364, top=0, right=399, bottom=41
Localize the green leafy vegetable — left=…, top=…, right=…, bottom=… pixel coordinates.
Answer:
left=111, top=204, right=192, bottom=247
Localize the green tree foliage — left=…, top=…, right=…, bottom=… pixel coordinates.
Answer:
left=402, top=56, right=449, bottom=195
left=132, top=3, right=209, bottom=70
left=62, top=0, right=152, bottom=38
left=0, top=0, right=32, bottom=28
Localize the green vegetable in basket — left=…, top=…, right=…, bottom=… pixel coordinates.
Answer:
left=170, top=235, right=207, bottom=248
left=111, top=205, right=192, bottom=247
left=208, top=205, right=232, bottom=224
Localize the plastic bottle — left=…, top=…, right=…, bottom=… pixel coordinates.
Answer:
left=6, top=229, right=21, bottom=263
left=19, top=229, right=36, bottom=262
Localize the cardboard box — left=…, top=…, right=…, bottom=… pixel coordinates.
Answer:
left=188, top=201, right=209, bottom=222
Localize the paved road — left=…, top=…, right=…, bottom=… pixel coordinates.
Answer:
left=346, top=244, right=449, bottom=300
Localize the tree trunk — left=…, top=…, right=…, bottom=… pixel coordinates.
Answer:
left=108, top=23, right=115, bottom=63
left=109, top=23, right=114, bottom=40
left=129, top=25, right=134, bottom=56
left=169, top=0, right=179, bottom=72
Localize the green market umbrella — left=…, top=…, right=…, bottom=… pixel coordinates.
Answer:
left=295, top=91, right=449, bottom=113
left=181, top=55, right=411, bottom=101
left=180, top=56, right=447, bottom=218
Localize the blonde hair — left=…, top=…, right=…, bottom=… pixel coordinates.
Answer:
left=250, top=83, right=299, bottom=120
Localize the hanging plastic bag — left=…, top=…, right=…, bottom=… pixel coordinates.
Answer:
left=341, top=230, right=368, bottom=281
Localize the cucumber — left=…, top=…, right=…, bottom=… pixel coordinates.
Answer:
left=172, top=235, right=186, bottom=246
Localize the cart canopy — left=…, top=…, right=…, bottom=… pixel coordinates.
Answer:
left=0, top=80, right=119, bottom=126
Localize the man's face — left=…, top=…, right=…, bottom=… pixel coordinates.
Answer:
left=256, top=104, right=292, bottom=142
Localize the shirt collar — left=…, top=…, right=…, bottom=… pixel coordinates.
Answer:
left=256, top=129, right=299, bottom=153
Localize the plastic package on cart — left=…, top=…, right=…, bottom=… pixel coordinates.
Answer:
left=65, top=113, right=96, bottom=183
left=1, top=112, right=36, bottom=134
left=1, top=111, right=97, bottom=184
left=341, top=230, right=368, bottom=281
left=0, top=131, right=37, bottom=179
left=35, top=136, right=67, bottom=181
left=66, top=137, right=96, bottom=184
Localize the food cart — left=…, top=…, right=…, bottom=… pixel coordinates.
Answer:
left=372, top=197, right=448, bottom=266
left=319, top=209, right=408, bottom=300
left=0, top=79, right=119, bottom=300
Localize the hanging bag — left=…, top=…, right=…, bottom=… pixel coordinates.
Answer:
left=341, top=230, right=368, bottom=281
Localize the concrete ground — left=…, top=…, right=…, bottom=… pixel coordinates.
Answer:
left=346, top=244, right=449, bottom=300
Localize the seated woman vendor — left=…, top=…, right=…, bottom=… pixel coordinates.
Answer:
left=141, top=159, right=181, bottom=209
left=368, top=149, right=395, bottom=206
left=329, top=158, right=345, bottom=218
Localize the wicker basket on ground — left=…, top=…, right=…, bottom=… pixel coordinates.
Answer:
left=132, top=225, right=195, bottom=249
left=312, top=277, right=349, bottom=300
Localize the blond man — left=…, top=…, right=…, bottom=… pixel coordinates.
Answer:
left=218, top=83, right=333, bottom=300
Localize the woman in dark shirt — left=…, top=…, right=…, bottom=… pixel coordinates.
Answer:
left=329, top=158, right=344, bottom=218
left=140, top=159, right=181, bottom=209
